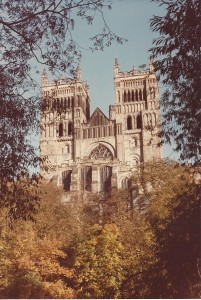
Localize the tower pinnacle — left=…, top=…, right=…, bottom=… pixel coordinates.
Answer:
left=114, top=58, right=119, bottom=76
left=76, top=64, right=82, bottom=81
left=149, top=54, right=155, bottom=73
left=41, top=68, right=48, bottom=87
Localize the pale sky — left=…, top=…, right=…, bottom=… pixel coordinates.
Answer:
left=73, top=0, right=177, bottom=160
left=74, top=0, right=163, bottom=114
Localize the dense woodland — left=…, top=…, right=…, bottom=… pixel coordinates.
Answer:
left=0, top=0, right=200, bottom=298
left=0, top=160, right=200, bottom=298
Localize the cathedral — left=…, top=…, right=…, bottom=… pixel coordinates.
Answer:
left=40, top=58, right=162, bottom=194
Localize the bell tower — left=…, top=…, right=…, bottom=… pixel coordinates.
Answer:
left=40, top=66, right=90, bottom=180
left=110, top=58, right=161, bottom=164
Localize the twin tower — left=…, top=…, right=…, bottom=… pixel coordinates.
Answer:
left=40, top=58, right=162, bottom=193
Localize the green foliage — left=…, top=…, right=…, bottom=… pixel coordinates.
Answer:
left=0, top=172, right=40, bottom=224
left=72, top=224, right=124, bottom=299
left=150, top=0, right=201, bottom=162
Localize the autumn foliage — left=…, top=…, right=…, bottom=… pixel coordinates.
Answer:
left=0, top=161, right=200, bottom=298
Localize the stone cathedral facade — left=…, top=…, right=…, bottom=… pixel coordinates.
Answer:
left=40, top=58, right=162, bottom=193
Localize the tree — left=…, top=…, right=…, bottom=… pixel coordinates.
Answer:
left=0, top=172, right=40, bottom=224
left=96, top=190, right=159, bottom=298
left=0, top=222, right=74, bottom=298
left=71, top=224, right=124, bottom=299
left=150, top=0, right=201, bottom=162
left=33, top=181, right=80, bottom=242
left=119, top=215, right=158, bottom=299
left=0, top=182, right=77, bottom=298
left=0, top=0, right=124, bottom=219
left=0, top=0, right=124, bottom=77
left=133, top=160, right=200, bottom=298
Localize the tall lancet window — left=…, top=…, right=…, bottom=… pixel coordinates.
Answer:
left=132, top=90, right=135, bottom=101
left=124, top=91, right=127, bottom=102
left=100, top=166, right=112, bottom=193
left=121, top=177, right=131, bottom=190
left=137, top=115, right=142, bottom=129
left=128, top=90, right=131, bottom=102
left=81, top=166, right=92, bottom=191
left=62, top=170, right=72, bottom=191
left=135, top=90, right=138, bottom=101
left=127, top=116, right=132, bottom=130
left=68, top=122, right=72, bottom=135
left=118, top=91, right=120, bottom=102
left=139, top=89, right=142, bottom=101
left=59, top=123, right=63, bottom=137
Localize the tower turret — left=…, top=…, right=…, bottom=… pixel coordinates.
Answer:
left=41, top=68, right=48, bottom=87
left=114, top=58, right=119, bottom=76
left=149, top=54, right=155, bottom=73
left=76, top=64, right=82, bottom=81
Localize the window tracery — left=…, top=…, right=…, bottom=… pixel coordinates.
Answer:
left=81, top=166, right=92, bottom=191
left=100, top=166, right=112, bottom=193
left=62, top=170, right=72, bottom=191
left=121, top=177, right=131, bottom=189
left=58, top=123, right=63, bottom=137
left=89, top=144, right=113, bottom=160
left=127, top=115, right=132, bottom=130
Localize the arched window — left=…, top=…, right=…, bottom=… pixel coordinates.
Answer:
left=127, top=115, right=132, bottom=130
left=132, top=90, right=135, bottom=101
left=62, top=170, right=72, bottom=192
left=139, top=89, right=142, bottom=101
left=64, top=98, right=67, bottom=109
left=59, top=123, right=63, bottom=137
left=121, top=177, right=131, bottom=189
left=100, top=166, right=112, bottom=193
left=124, top=91, right=127, bottom=102
left=93, top=128, right=96, bottom=138
left=81, top=166, right=92, bottom=191
left=67, top=97, right=70, bottom=108
left=61, top=98, right=63, bottom=109
left=135, top=90, right=138, bottom=101
left=118, top=91, right=120, bottom=102
left=71, top=96, right=74, bottom=107
left=137, top=115, right=142, bottom=129
left=57, top=98, right=60, bottom=110
left=53, top=99, right=56, bottom=109
left=78, top=95, right=81, bottom=107
left=89, top=144, right=113, bottom=160
left=128, top=90, right=131, bottom=102
left=143, top=88, right=146, bottom=101
left=68, top=122, right=72, bottom=135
